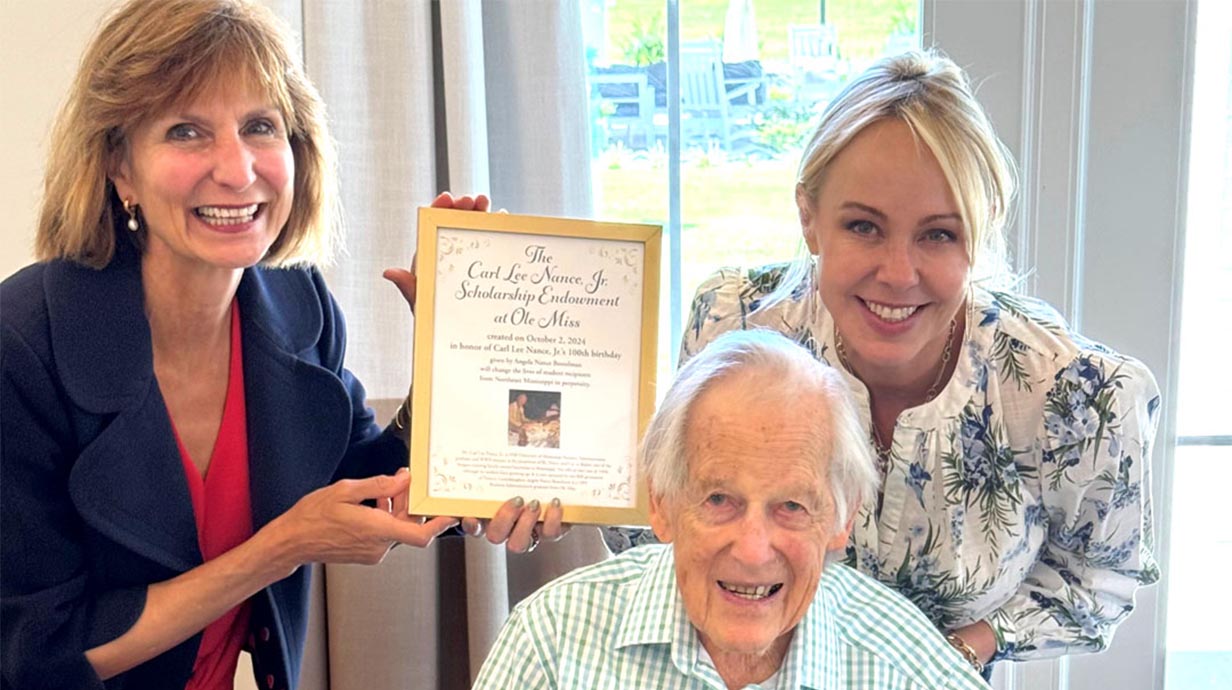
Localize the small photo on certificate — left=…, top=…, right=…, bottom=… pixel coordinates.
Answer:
left=506, top=389, right=561, bottom=448
left=407, top=207, right=660, bottom=526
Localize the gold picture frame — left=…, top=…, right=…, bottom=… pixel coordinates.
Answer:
left=408, top=207, right=660, bottom=526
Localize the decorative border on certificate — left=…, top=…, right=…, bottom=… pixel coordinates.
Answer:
left=409, top=207, right=660, bottom=526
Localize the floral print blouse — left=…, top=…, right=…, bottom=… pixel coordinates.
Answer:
left=613, top=264, right=1161, bottom=663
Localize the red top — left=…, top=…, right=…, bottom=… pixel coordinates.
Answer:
left=172, top=303, right=253, bottom=690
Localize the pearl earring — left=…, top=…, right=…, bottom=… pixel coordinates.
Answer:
left=122, top=198, right=139, bottom=232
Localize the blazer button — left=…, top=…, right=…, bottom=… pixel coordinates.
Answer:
left=266, top=674, right=275, bottom=689
left=260, top=627, right=271, bottom=642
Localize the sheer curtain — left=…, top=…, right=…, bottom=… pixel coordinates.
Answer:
left=262, top=2, right=607, bottom=688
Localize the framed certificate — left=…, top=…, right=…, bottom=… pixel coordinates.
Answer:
left=408, top=207, right=660, bottom=526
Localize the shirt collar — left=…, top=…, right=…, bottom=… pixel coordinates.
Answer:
left=613, top=547, right=719, bottom=683
left=787, top=563, right=849, bottom=690
left=614, top=545, right=681, bottom=649
left=613, top=546, right=852, bottom=690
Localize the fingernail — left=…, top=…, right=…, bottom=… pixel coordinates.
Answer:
left=398, top=467, right=409, bottom=475
left=527, top=499, right=540, bottom=513
left=512, top=496, right=524, bottom=508
left=551, top=497, right=561, bottom=508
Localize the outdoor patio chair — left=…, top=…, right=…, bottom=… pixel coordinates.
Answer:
left=589, top=70, right=656, bottom=149
left=678, top=40, right=757, bottom=151
left=788, top=24, right=841, bottom=79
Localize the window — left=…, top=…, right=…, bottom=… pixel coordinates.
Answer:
left=1164, top=1, right=1232, bottom=687
left=582, top=0, right=918, bottom=363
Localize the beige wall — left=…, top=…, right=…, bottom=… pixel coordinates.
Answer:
left=0, top=0, right=110, bottom=279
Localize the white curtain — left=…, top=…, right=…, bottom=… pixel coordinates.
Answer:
left=267, top=2, right=607, bottom=688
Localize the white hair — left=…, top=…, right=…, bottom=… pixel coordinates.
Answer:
left=640, top=329, right=877, bottom=525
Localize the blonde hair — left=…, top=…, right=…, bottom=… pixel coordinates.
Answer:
left=36, top=0, right=340, bottom=268
left=796, top=50, right=1017, bottom=288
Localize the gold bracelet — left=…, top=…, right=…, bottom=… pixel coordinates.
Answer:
left=945, top=633, right=984, bottom=674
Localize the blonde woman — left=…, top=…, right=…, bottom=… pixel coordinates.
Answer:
left=611, top=51, right=1160, bottom=680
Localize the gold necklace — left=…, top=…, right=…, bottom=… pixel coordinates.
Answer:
left=869, top=425, right=893, bottom=479
left=833, top=317, right=958, bottom=463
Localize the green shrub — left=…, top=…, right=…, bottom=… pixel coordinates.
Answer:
left=752, top=94, right=817, bottom=155
left=621, top=12, right=665, bottom=66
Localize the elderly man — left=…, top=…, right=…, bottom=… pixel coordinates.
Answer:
left=474, top=330, right=986, bottom=689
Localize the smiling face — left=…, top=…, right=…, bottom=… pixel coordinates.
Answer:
left=649, top=372, right=851, bottom=667
left=110, top=78, right=295, bottom=280
left=799, top=117, right=969, bottom=383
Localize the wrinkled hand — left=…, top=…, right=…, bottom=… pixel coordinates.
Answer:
left=460, top=497, right=570, bottom=553
left=383, top=192, right=492, bottom=315
left=261, top=469, right=457, bottom=573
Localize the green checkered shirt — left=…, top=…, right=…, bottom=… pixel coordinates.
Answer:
left=474, top=545, right=987, bottom=689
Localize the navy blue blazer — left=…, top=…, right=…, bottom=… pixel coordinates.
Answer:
left=1, top=235, right=406, bottom=689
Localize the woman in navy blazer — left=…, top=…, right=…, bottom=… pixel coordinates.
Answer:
left=0, top=0, right=562, bottom=687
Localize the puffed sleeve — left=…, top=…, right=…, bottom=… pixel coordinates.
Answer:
left=305, top=268, right=408, bottom=482
left=986, top=352, right=1161, bottom=660
left=678, top=265, right=784, bottom=365
left=1, top=320, right=141, bottom=689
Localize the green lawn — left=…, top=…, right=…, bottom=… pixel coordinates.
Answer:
left=604, top=0, right=917, bottom=66
left=594, top=0, right=920, bottom=297
left=594, top=155, right=805, bottom=298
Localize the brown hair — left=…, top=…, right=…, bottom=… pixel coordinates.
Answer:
left=36, top=0, right=339, bottom=268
